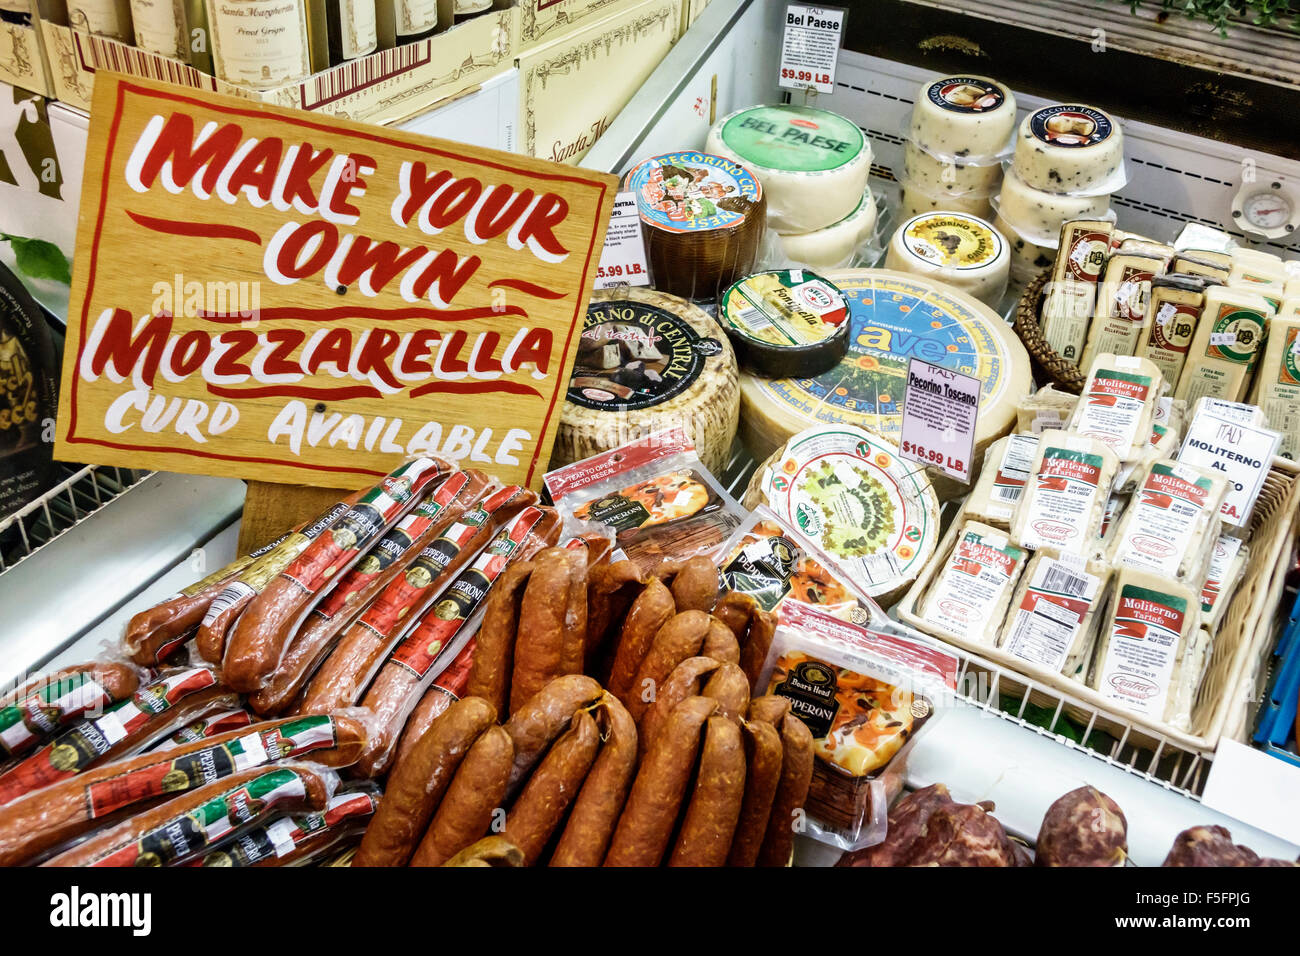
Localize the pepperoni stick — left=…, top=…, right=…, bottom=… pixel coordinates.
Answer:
left=465, top=561, right=533, bottom=715
left=637, top=656, right=721, bottom=759
left=700, top=617, right=741, bottom=665
left=739, top=607, right=777, bottom=690
left=669, top=555, right=720, bottom=612
left=0, top=662, right=139, bottom=759
left=389, top=638, right=475, bottom=771
left=502, top=674, right=604, bottom=794
left=668, top=716, right=745, bottom=866
left=701, top=662, right=750, bottom=722
left=625, top=611, right=712, bottom=722
left=409, top=725, right=513, bottom=867
left=509, top=548, right=575, bottom=713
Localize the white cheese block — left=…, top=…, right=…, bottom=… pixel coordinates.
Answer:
left=1173, top=286, right=1273, bottom=405
left=1010, top=431, right=1119, bottom=558
left=1015, top=385, right=1079, bottom=435
left=1080, top=254, right=1167, bottom=369
left=1012, top=103, right=1125, bottom=194
left=908, top=74, right=1018, bottom=159
left=1069, top=353, right=1163, bottom=462
left=883, top=211, right=1010, bottom=306
left=996, top=168, right=1112, bottom=245
left=919, top=520, right=1027, bottom=644
left=737, top=269, right=1031, bottom=500
left=706, top=104, right=872, bottom=233
left=899, top=180, right=993, bottom=220
left=1165, top=626, right=1213, bottom=732
left=1228, top=266, right=1286, bottom=312
left=775, top=188, right=878, bottom=270
left=998, top=552, right=1110, bottom=678
left=964, top=433, right=1039, bottom=528
left=1107, top=459, right=1227, bottom=584
left=1091, top=570, right=1199, bottom=722
left=1200, top=533, right=1248, bottom=631
left=1280, top=296, right=1300, bottom=318
left=902, top=141, right=1002, bottom=197
left=1040, top=219, right=1114, bottom=362
left=1247, top=314, right=1300, bottom=460
left=554, top=287, right=739, bottom=477
left=743, top=425, right=940, bottom=608
left=1135, top=276, right=1206, bottom=388
left=993, top=213, right=1055, bottom=284
left=1173, top=254, right=1231, bottom=283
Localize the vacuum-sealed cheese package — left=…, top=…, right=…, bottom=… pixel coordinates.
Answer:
left=1010, top=431, right=1119, bottom=558
left=963, top=433, right=1039, bottom=528
left=1069, top=354, right=1163, bottom=463
left=1106, top=459, right=1227, bottom=585
left=998, top=552, right=1111, bottom=680
left=757, top=602, right=956, bottom=852
left=1200, top=533, right=1249, bottom=632
left=918, top=520, right=1027, bottom=645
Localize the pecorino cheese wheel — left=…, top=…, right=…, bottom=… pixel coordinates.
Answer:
left=706, top=104, right=872, bottom=233
left=623, top=151, right=766, bottom=302
left=552, top=288, right=740, bottom=477
left=883, top=211, right=1010, bottom=306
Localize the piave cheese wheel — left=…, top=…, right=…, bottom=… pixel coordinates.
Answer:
left=737, top=269, right=1030, bottom=499
left=706, top=104, right=872, bottom=233
left=553, top=287, right=739, bottom=476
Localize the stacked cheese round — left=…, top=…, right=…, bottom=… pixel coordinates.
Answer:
left=737, top=268, right=1031, bottom=499
left=706, top=104, right=872, bottom=233
left=554, top=287, right=740, bottom=476
left=996, top=167, right=1111, bottom=243
left=884, top=212, right=1010, bottom=306
left=1012, top=103, right=1124, bottom=193
left=902, top=141, right=1003, bottom=196
left=901, top=181, right=993, bottom=221
left=623, top=151, right=767, bottom=301
left=994, top=213, right=1057, bottom=285
left=775, top=187, right=878, bottom=269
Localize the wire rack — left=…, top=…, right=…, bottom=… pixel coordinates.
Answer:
left=0, top=465, right=148, bottom=574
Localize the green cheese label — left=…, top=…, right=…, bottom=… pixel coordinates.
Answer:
left=718, top=105, right=865, bottom=173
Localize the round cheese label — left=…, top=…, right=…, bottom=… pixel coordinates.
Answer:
left=753, top=425, right=937, bottom=600
left=567, top=300, right=724, bottom=411
left=1150, top=301, right=1198, bottom=354
left=1064, top=229, right=1111, bottom=282
left=715, top=105, right=865, bottom=173
left=625, top=151, right=763, bottom=234
left=899, top=213, right=1004, bottom=271
left=745, top=270, right=1026, bottom=444
left=926, top=77, right=1007, bottom=114
left=1027, top=105, right=1115, bottom=148
left=1205, top=306, right=1267, bottom=364
left=720, top=270, right=848, bottom=347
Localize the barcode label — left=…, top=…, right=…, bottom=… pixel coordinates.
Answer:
left=860, top=549, right=901, bottom=585
left=305, top=43, right=430, bottom=108
left=1041, top=562, right=1091, bottom=597
left=733, top=307, right=773, bottom=335
left=201, top=582, right=256, bottom=627
left=79, top=33, right=220, bottom=91
left=991, top=484, right=1023, bottom=502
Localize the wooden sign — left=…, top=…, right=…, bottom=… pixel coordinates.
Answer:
left=55, top=73, right=618, bottom=490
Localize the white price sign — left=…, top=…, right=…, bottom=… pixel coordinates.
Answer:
left=899, top=359, right=980, bottom=484
left=1178, top=410, right=1281, bottom=528
left=779, top=5, right=846, bottom=95
left=594, top=191, right=651, bottom=290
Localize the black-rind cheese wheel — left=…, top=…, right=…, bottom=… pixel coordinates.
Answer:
left=718, top=270, right=850, bottom=379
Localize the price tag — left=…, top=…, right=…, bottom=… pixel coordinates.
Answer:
left=779, top=4, right=846, bottom=95
left=899, top=359, right=979, bottom=484
left=594, top=191, right=650, bottom=290
left=1178, top=410, right=1281, bottom=529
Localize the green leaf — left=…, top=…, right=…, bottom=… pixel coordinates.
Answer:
left=0, top=233, right=72, bottom=285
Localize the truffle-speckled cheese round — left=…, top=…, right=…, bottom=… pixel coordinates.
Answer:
left=997, top=168, right=1111, bottom=244
left=743, top=424, right=939, bottom=607
left=775, top=188, right=878, bottom=269
left=909, top=74, right=1018, bottom=160
left=994, top=213, right=1056, bottom=284
left=1012, top=104, right=1124, bottom=193
left=554, top=288, right=739, bottom=476
left=706, top=104, right=872, bottom=233
left=883, top=212, right=1010, bottom=306
left=738, top=269, right=1030, bottom=497
left=900, top=181, right=993, bottom=221
left=902, top=141, right=1003, bottom=197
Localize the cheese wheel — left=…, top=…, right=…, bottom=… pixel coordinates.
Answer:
left=743, top=424, right=939, bottom=607
left=902, top=141, right=1003, bottom=197
left=718, top=269, right=850, bottom=378
left=908, top=74, right=1018, bottom=160
left=1012, top=104, right=1124, bottom=194
left=775, top=188, right=878, bottom=270
left=737, top=269, right=1031, bottom=499
left=623, top=151, right=766, bottom=301
left=900, top=180, right=993, bottom=221
left=996, top=168, right=1111, bottom=245
left=705, top=104, right=872, bottom=233
left=994, top=213, right=1055, bottom=284
left=553, top=288, right=739, bottom=476
left=883, top=211, right=1010, bottom=306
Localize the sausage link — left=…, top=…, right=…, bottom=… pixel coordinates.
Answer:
left=746, top=694, right=790, bottom=728
left=637, top=656, right=720, bottom=760
left=625, top=610, right=712, bottom=722
left=669, top=555, right=720, bottom=613
left=0, top=662, right=140, bottom=759
left=465, top=561, right=533, bottom=715
left=549, top=694, right=637, bottom=867
left=584, top=560, right=644, bottom=673
left=409, top=725, right=513, bottom=867
left=502, top=674, right=604, bottom=793
left=700, top=618, right=741, bottom=665
left=503, top=709, right=600, bottom=865
left=509, top=549, right=574, bottom=714
left=739, top=607, right=777, bottom=690
left=43, top=763, right=336, bottom=867
left=712, top=591, right=758, bottom=643
left=604, top=696, right=717, bottom=867
left=0, top=712, right=365, bottom=866
left=353, top=697, right=496, bottom=867
left=668, top=716, right=745, bottom=866
left=443, top=835, right=524, bottom=868
left=725, top=719, right=783, bottom=867
left=559, top=549, right=589, bottom=679
left=701, top=662, right=750, bottom=722
left=389, top=638, right=475, bottom=771
left=605, top=577, right=675, bottom=701
left=756, top=712, right=815, bottom=867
